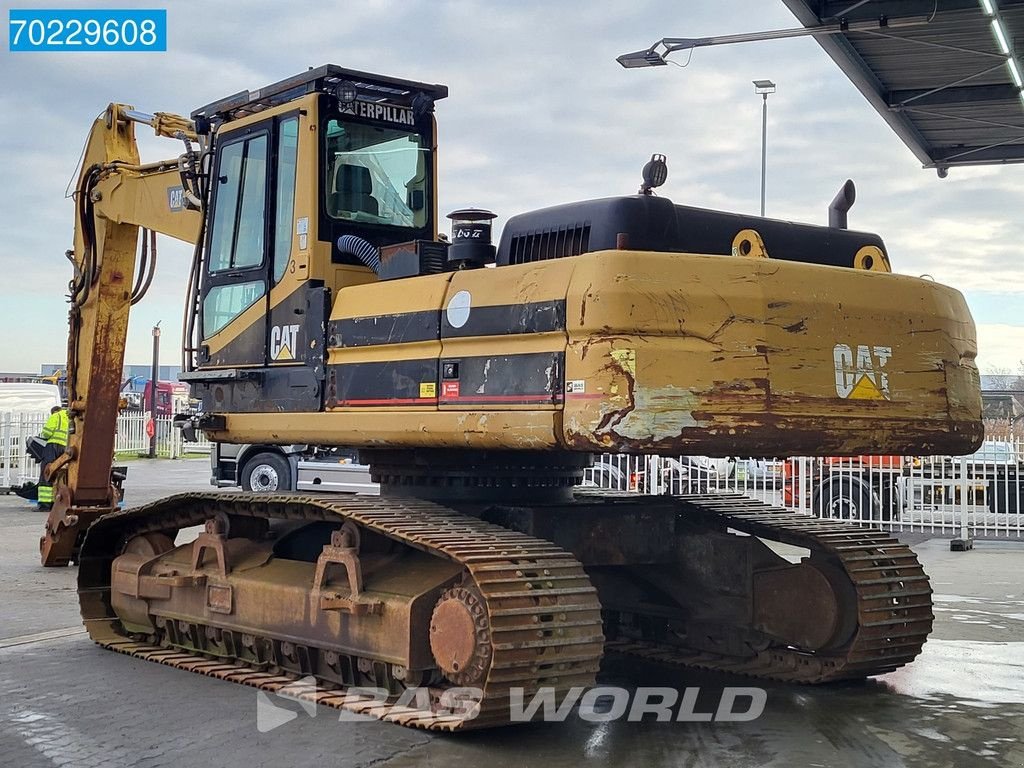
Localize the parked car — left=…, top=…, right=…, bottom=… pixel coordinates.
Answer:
left=581, top=455, right=724, bottom=495
left=904, top=439, right=1024, bottom=516
left=580, top=457, right=632, bottom=491
left=658, top=456, right=721, bottom=495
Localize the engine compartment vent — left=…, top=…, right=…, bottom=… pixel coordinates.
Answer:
left=505, top=224, right=590, bottom=266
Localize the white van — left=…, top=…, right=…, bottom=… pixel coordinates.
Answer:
left=0, top=383, right=62, bottom=491
left=0, top=383, right=62, bottom=414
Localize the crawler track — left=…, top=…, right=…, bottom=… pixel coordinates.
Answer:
left=77, top=493, right=605, bottom=731
left=77, top=492, right=932, bottom=730
left=607, top=493, right=933, bottom=683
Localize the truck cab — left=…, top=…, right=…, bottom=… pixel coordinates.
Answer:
left=143, top=380, right=191, bottom=417
left=211, top=442, right=376, bottom=494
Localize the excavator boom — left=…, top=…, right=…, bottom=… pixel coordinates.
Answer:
left=41, top=104, right=201, bottom=565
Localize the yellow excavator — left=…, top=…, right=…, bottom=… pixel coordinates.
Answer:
left=45, top=65, right=982, bottom=730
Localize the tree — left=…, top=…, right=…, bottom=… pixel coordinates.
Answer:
left=984, top=361, right=1024, bottom=391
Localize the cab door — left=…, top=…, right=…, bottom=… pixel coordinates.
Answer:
left=198, top=121, right=272, bottom=368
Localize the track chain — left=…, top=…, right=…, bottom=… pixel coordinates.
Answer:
left=78, top=491, right=932, bottom=729
left=606, top=493, right=933, bottom=683
left=77, top=492, right=604, bottom=731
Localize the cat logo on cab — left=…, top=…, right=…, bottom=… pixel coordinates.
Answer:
left=270, top=324, right=300, bottom=361
left=833, top=343, right=892, bottom=400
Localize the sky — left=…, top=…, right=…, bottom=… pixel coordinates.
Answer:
left=1, top=0, right=1022, bottom=373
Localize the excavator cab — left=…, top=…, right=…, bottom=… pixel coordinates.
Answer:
left=182, top=66, right=446, bottom=409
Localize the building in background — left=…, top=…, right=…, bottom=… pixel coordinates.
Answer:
left=981, top=375, right=1024, bottom=436
left=40, top=364, right=182, bottom=393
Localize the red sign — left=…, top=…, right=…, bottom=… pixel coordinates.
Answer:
left=442, top=381, right=460, bottom=398
left=145, top=419, right=155, bottom=438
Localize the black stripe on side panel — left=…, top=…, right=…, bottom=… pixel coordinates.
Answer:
left=327, top=359, right=438, bottom=406
left=442, top=299, right=566, bottom=339
left=441, top=352, right=564, bottom=405
left=328, top=310, right=440, bottom=348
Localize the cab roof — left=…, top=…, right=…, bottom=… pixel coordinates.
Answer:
left=192, top=64, right=448, bottom=123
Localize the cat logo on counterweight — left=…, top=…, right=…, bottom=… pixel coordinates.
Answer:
left=833, top=343, right=892, bottom=400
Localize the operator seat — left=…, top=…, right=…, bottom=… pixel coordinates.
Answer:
left=332, top=164, right=378, bottom=216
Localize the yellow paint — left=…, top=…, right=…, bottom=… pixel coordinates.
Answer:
left=610, top=349, right=636, bottom=376
left=560, top=249, right=982, bottom=456
left=731, top=229, right=769, bottom=259
left=64, top=89, right=984, bottom=481
left=854, top=245, right=892, bottom=272
left=847, top=374, right=886, bottom=400
left=209, top=410, right=560, bottom=449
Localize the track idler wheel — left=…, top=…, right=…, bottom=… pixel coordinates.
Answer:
left=429, top=585, right=491, bottom=686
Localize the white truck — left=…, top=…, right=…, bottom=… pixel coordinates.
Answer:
left=210, top=443, right=378, bottom=494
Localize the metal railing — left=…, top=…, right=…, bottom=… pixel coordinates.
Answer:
left=0, top=411, right=46, bottom=490
left=114, top=412, right=212, bottom=459
left=4, top=407, right=1021, bottom=540
left=1, top=411, right=211, bottom=489
left=583, top=436, right=1024, bottom=539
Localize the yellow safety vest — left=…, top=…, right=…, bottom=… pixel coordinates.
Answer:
left=41, top=409, right=69, bottom=447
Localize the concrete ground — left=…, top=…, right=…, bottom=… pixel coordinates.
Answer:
left=1, top=458, right=1021, bottom=768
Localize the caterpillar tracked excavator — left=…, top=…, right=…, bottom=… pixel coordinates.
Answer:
left=44, top=65, right=983, bottom=730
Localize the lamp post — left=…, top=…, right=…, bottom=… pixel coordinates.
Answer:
left=753, top=80, right=776, bottom=217
left=149, top=323, right=160, bottom=458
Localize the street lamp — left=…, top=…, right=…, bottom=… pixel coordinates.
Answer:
left=753, top=80, right=776, bottom=217
left=149, top=323, right=161, bottom=458
left=616, top=48, right=670, bottom=68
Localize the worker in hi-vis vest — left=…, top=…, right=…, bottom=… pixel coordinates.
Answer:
left=37, top=405, right=68, bottom=511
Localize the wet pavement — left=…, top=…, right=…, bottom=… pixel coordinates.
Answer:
left=1, top=459, right=1022, bottom=767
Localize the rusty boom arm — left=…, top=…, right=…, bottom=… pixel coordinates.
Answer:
left=41, top=104, right=203, bottom=566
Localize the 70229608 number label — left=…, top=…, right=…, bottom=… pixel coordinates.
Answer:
left=8, top=9, right=167, bottom=52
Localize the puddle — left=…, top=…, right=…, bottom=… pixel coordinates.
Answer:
left=881, top=639, right=1024, bottom=706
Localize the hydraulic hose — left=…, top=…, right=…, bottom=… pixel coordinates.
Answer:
left=336, top=234, right=380, bottom=274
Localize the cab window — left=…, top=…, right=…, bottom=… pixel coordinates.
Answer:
left=323, top=120, right=428, bottom=228
left=208, top=134, right=268, bottom=273
left=203, top=280, right=265, bottom=337
left=273, top=118, right=299, bottom=283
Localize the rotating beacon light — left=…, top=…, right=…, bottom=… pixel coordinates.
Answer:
left=446, top=208, right=497, bottom=269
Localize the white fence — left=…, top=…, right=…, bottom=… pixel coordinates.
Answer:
left=585, top=437, right=1024, bottom=539
left=1, top=411, right=211, bottom=490
left=0, top=411, right=46, bottom=490
left=3, top=407, right=1021, bottom=539
left=113, top=412, right=212, bottom=459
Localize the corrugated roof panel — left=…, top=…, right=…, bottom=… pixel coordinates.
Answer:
left=782, top=0, right=1024, bottom=170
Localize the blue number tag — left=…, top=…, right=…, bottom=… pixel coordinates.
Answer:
left=8, top=9, right=167, bottom=52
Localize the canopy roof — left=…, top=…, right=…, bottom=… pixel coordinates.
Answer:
left=782, top=0, right=1024, bottom=171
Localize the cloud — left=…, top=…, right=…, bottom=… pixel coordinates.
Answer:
left=976, top=324, right=1024, bottom=373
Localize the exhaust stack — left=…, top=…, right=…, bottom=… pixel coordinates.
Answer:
left=828, top=179, right=856, bottom=230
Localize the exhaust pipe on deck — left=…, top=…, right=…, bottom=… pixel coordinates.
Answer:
left=828, top=179, right=856, bottom=230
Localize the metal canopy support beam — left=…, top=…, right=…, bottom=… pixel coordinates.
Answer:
left=625, top=1, right=1024, bottom=170
left=782, top=0, right=935, bottom=165
left=784, top=0, right=1024, bottom=170
left=820, top=0, right=990, bottom=20
left=932, top=141, right=1024, bottom=164
left=888, top=83, right=1021, bottom=107
left=821, top=0, right=1024, bottom=20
